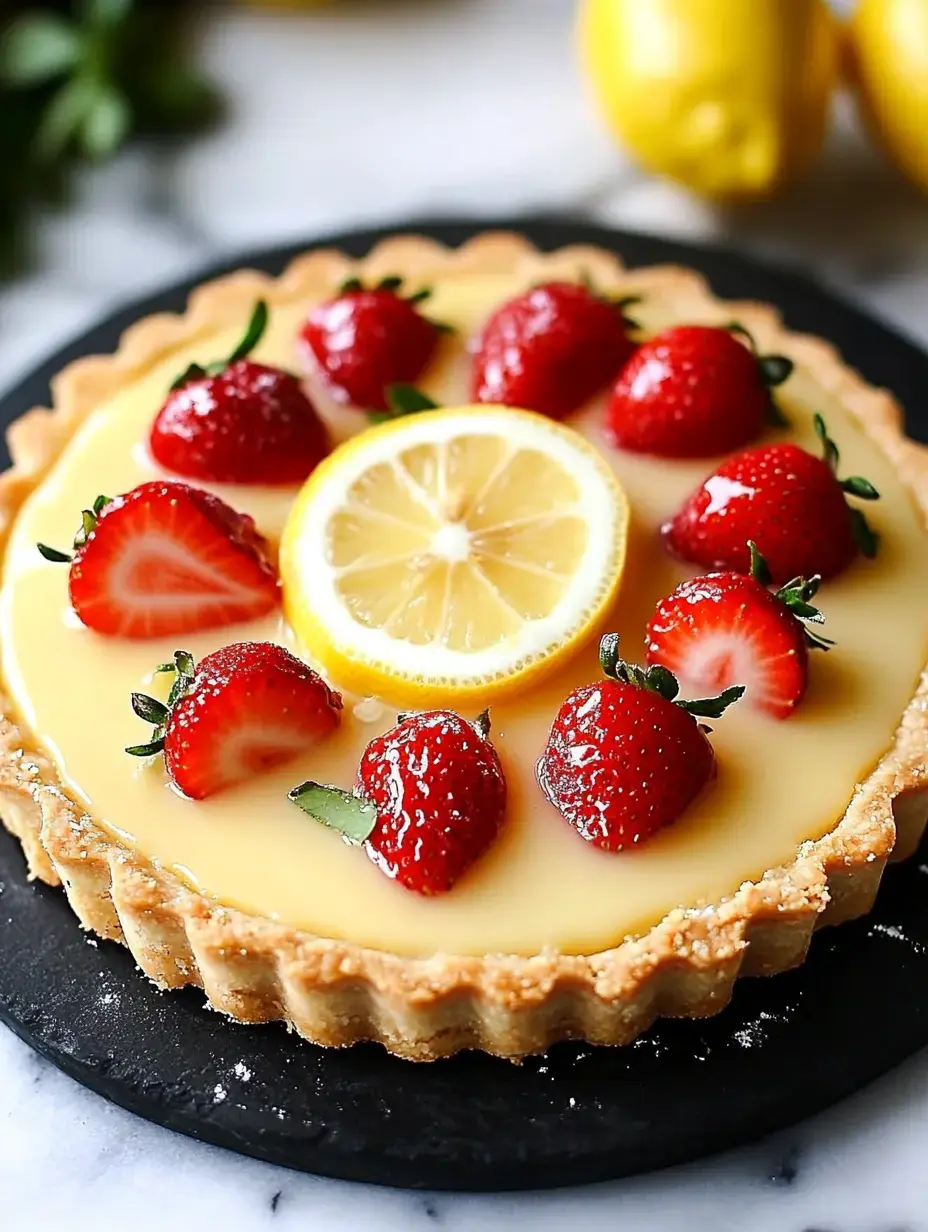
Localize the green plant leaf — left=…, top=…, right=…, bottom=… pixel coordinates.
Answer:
left=0, top=15, right=81, bottom=87
left=81, top=0, right=134, bottom=28
left=81, top=85, right=131, bottom=159
left=36, top=76, right=99, bottom=161
left=288, top=782, right=377, bottom=845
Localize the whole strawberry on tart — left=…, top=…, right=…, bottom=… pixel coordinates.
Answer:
left=0, top=231, right=926, bottom=1062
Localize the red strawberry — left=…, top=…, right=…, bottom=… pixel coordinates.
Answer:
left=38, top=481, right=279, bottom=639
left=289, top=710, right=506, bottom=896
left=606, top=323, right=792, bottom=457
left=470, top=281, right=637, bottom=420
left=646, top=543, right=832, bottom=719
left=662, top=415, right=881, bottom=584
left=127, top=644, right=342, bottom=800
left=537, top=634, right=743, bottom=852
left=150, top=300, right=329, bottom=484
left=300, top=276, right=444, bottom=412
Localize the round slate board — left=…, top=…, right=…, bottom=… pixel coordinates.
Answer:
left=2, top=220, right=928, bottom=1193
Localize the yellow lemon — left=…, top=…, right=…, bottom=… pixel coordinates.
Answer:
left=847, top=0, right=928, bottom=193
left=280, top=406, right=629, bottom=709
left=579, top=0, right=841, bottom=200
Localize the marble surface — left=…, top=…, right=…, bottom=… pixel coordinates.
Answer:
left=3, top=1, right=928, bottom=1227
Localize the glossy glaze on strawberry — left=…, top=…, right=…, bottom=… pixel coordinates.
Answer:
left=606, top=323, right=792, bottom=457
left=37, top=481, right=279, bottom=639
left=300, top=276, right=443, bottom=412
left=646, top=543, right=832, bottom=719
left=127, top=643, right=343, bottom=799
left=150, top=300, right=329, bottom=484
left=470, top=281, right=637, bottom=420
left=290, top=710, right=507, bottom=896
left=537, top=635, right=743, bottom=852
left=662, top=415, right=880, bottom=584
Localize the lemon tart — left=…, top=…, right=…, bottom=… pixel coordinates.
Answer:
left=1, top=233, right=926, bottom=1060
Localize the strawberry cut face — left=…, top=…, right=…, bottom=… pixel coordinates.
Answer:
left=646, top=572, right=811, bottom=719
left=66, top=481, right=280, bottom=639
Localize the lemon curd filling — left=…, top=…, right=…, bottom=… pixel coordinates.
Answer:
left=2, top=268, right=927, bottom=958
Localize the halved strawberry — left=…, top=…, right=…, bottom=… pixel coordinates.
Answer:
left=38, top=481, right=279, bottom=639
left=127, top=644, right=343, bottom=799
left=646, top=543, right=832, bottom=719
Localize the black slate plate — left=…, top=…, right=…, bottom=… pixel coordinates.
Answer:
left=2, top=220, right=928, bottom=1193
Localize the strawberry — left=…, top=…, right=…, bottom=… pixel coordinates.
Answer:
left=37, top=481, right=279, bottom=639
left=606, top=323, right=792, bottom=457
left=150, top=300, right=329, bottom=484
left=662, top=415, right=881, bottom=584
left=126, top=644, right=343, bottom=800
left=289, top=710, right=506, bottom=896
left=470, top=281, right=637, bottom=420
left=646, top=542, right=832, bottom=719
left=537, top=634, right=743, bottom=852
left=300, top=276, right=445, bottom=412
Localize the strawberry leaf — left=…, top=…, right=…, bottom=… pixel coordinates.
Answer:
left=723, top=321, right=757, bottom=352
left=288, top=781, right=377, bottom=845
left=677, top=686, right=745, bottom=719
left=37, top=542, right=72, bottom=563
left=169, top=362, right=207, bottom=392
left=814, top=413, right=840, bottom=472
left=225, top=299, right=268, bottom=365
left=125, top=738, right=166, bottom=759
left=813, top=415, right=881, bottom=558
left=599, top=636, right=743, bottom=717
left=598, top=632, right=622, bottom=679
left=130, top=692, right=168, bottom=726
left=851, top=508, right=880, bottom=559
left=168, top=301, right=268, bottom=391
left=644, top=664, right=679, bottom=702
left=758, top=355, right=793, bottom=388
left=748, top=540, right=773, bottom=587
left=377, top=275, right=403, bottom=293
left=841, top=475, right=880, bottom=501
left=125, top=650, right=196, bottom=761
left=338, top=276, right=363, bottom=294
left=774, top=573, right=835, bottom=651
left=368, top=384, right=438, bottom=424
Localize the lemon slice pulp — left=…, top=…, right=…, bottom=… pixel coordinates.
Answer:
left=280, top=406, right=629, bottom=707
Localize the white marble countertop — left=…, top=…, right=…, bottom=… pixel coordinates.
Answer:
left=3, top=2, right=928, bottom=1227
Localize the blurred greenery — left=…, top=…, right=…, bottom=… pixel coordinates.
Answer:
left=0, top=0, right=221, bottom=276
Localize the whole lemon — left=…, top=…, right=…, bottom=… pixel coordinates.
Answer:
left=579, top=0, right=841, bottom=200
left=847, top=0, right=928, bottom=193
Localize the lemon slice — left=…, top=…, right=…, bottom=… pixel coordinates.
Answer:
left=280, top=406, right=629, bottom=708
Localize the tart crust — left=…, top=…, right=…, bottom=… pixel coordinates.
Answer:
left=1, top=233, right=927, bottom=1062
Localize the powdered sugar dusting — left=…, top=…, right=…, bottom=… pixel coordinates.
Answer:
left=869, top=921, right=926, bottom=954
left=732, top=1009, right=789, bottom=1050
